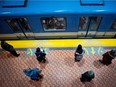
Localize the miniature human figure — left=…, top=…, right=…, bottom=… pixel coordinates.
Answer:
left=48, top=17, right=58, bottom=29
left=1, top=40, right=20, bottom=57
left=35, top=47, right=46, bottom=63
left=56, top=18, right=65, bottom=29
left=99, top=50, right=116, bottom=65
left=75, top=44, right=85, bottom=61
left=79, top=17, right=87, bottom=29
left=80, top=70, right=95, bottom=83
left=23, top=68, right=43, bottom=81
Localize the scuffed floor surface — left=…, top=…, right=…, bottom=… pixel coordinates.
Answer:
left=0, top=50, right=116, bottom=87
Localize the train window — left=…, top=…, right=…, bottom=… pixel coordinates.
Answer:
left=41, top=17, right=66, bottom=31
left=89, top=17, right=102, bottom=30
left=79, top=16, right=102, bottom=31
left=79, top=17, right=89, bottom=30
left=6, top=19, right=20, bottom=32
left=18, top=18, right=31, bottom=31
left=111, top=19, right=116, bottom=30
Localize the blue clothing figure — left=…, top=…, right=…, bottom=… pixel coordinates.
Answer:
left=35, top=47, right=46, bottom=63
left=23, top=68, right=43, bottom=81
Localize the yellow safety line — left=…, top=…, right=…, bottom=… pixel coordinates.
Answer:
left=0, top=39, right=116, bottom=48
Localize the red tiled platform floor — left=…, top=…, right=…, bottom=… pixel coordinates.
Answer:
left=0, top=50, right=116, bottom=87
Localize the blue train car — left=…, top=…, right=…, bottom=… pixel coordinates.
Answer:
left=0, top=0, right=116, bottom=39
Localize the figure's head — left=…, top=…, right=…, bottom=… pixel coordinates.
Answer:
left=110, top=50, right=116, bottom=57
left=77, top=44, right=82, bottom=50
left=88, top=70, right=94, bottom=76
left=76, top=44, right=83, bottom=54
left=51, top=17, right=57, bottom=22
left=1, top=40, right=5, bottom=44
left=36, top=47, right=40, bottom=52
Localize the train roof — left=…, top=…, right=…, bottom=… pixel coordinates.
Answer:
left=0, top=0, right=116, bottom=16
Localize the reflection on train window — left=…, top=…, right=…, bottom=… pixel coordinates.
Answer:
left=79, top=16, right=102, bottom=31
left=19, top=18, right=31, bottom=31
left=79, top=17, right=89, bottom=30
left=111, top=19, right=116, bottom=30
left=89, top=17, right=102, bottom=30
left=6, top=19, right=20, bottom=32
left=41, top=17, right=66, bottom=31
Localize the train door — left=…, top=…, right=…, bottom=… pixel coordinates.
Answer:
left=78, top=16, right=102, bottom=38
left=77, top=17, right=88, bottom=38
left=104, top=19, right=116, bottom=38
left=0, top=18, right=17, bottom=39
left=86, top=17, right=102, bottom=37
left=18, top=18, right=35, bottom=39
left=5, top=18, right=27, bottom=39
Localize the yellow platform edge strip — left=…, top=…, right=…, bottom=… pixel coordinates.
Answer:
left=0, top=39, right=116, bottom=48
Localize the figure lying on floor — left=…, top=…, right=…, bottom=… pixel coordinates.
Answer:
left=23, top=68, right=43, bottom=81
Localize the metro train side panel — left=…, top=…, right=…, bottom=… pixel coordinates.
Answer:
left=0, top=0, right=116, bottom=39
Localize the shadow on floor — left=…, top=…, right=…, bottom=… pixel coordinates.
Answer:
left=64, top=56, right=75, bottom=67
left=39, top=60, right=48, bottom=69
left=71, top=77, right=83, bottom=87
left=93, top=60, right=104, bottom=69
left=29, top=79, right=42, bottom=87
left=76, top=58, right=85, bottom=67
left=84, top=80, right=97, bottom=87
left=0, top=51, right=15, bottom=58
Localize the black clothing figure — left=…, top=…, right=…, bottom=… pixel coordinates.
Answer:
left=75, top=44, right=85, bottom=61
left=1, top=40, right=20, bottom=57
left=35, top=47, right=46, bottom=63
left=80, top=70, right=95, bottom=82
left=99, top=50, right=116, bottom=65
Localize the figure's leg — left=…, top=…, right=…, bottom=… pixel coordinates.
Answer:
left=10, top=50, right=20, bottom=57
left=43, top=57, right=46, bottom=63
left=39, top=74, right=43, bottom=79
left=75, top=55, right=77, bottom=62
left=80, top=77, right=86, bottom=82
left=105, top=61, right=112, bottom=65
left=99, top=59, right=103, bottom=63
left=75, top=58, right=78, bottom=62
left=37, top=57, right=42, bottom=62
left=31, top=77, right=39, bottom=81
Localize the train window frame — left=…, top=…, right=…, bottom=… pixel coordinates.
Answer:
left=41, top=17, right=66, bottom=31
left=110, top=19, right=116, bottom=30
left=18, top=18, right=31, bottom=31
left=5, top=18, right=20, bottom=32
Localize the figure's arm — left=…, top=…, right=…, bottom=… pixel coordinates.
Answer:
left=36, top=68, right=42, bottom=74
left=35, top=52, right=37, bottom=56
left=81, top=50, right=85, bottom=55
left=43, top=50, right=46, bottom=55
left=79, top=50, right=85, bottom=56
left=42, top=49, right=45, bottom=53
left=102, top=52, right=108, bottom=56
left=75, top=52, right=80, bottom=55
left=5, top=42, right=13, bottom=48
left=82, top=71, right=88, bottom=77
left=92, top=74, right=95, bottom=78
